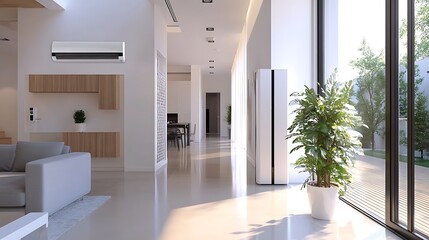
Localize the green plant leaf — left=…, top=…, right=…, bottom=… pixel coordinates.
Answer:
left=287, top=71, right=364, bottom=195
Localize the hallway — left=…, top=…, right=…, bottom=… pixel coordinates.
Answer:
left=58, top=137, right=399, bottom=239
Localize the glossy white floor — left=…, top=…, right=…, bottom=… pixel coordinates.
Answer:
left=1, top=137, right=401, bottom=239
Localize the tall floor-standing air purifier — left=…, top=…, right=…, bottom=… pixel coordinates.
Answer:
left=255, top=69, right=288, bottom=184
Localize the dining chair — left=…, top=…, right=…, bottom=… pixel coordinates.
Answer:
left=167, top=128, right=183, bottom=150
left=189, top=124, right=196, bottom=142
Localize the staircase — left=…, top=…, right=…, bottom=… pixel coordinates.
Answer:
left=0, top=130, right=12, bottom=144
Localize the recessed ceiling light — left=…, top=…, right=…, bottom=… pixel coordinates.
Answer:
left=206, top=27, right=215, bottom=31
left=206, top=37, right=215, bottom=43
left=202, top=0, right=213, bottom=3
left=209, top=60, right=215, bottom=63
left=210, top=72, right=214, bottom=74
left=209, top=66, right=215, bottom=68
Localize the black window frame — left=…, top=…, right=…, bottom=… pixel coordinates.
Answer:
left=317, top=0, right=423, bottom=239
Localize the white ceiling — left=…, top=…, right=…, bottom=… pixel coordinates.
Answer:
left=161, top=0, right=250, bottom=79
left=0, top=1, right=251, bottom=80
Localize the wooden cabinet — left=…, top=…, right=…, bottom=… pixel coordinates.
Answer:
left=98, top=75, right=121, bottom=110
left=29, top=74, right=120, bottom=109
left=63, top=132, right=120, bottom=158
left=29, top=75, right=99, bottom=93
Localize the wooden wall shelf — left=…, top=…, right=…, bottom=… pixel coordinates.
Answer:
left=29, top=74, right=121, bottom=110
left=63, top=132, right=120, bottom=158
left=98, top=75, right=120, bottom=109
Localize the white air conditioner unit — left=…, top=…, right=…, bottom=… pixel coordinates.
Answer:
left=51, top=41, right=125, bottom=62
left=255, top=69, right=288, bottom=185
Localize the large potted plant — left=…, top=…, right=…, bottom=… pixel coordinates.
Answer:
left=287, top=75, right=365, bottom=220
left=73, top=110, right=86, bottom=132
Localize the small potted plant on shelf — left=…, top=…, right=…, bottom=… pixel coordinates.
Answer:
left=73, top=109, right=86, bottom=132
left=225, top=104, right=231, bottom=139
left=287, top=74, right=365, bottom=220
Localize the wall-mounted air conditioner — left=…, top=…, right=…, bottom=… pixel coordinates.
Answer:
left=51, top=41, right=125, bottom=62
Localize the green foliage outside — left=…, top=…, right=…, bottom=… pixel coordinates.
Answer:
left=414, top=93, right=429, bottom=158
left=287, top=74, right=365, bottom=196
left=398, top=0, right=429, bottom=158
left=398, top=69, right=429, bottom=159
left=364, top=150, right=429, bottom=168
left=350, top=40, right=385, bottom=151
left=400, top=0, right=429, bottom=60
left=352, top=0, right=429, bottom=155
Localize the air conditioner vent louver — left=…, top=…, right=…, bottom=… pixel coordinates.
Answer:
left=51, top=41, right=125, bottom=62
left=52, top=53, right=123, bottom=60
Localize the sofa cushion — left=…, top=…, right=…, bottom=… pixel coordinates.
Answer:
left=61, top=145, right=71, bottom=154
left=13, top=141, right=64, bottom=172
left=0, top=145, right=16, bottom=172
left=0, top=172, right=25, bottom=207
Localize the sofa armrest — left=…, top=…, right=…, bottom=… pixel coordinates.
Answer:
left=0, top=145, right=16, bottom=171
left=25, top=152, right=91, bottom=215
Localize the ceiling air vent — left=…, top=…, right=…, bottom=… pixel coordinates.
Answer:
left=165, top=0, right=178, bottom=22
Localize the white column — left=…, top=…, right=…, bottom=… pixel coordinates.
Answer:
left=191, top=65, right=202, bottom=142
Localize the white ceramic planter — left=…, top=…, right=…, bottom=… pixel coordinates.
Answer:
left=75, top=123, right=86, bottom=132
left=307, top=184, right=338, bottom=220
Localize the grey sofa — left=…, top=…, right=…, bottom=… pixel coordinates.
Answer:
left=0, top=142, right=91, bottom=215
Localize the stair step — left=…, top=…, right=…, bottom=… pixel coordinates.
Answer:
left=0, top=131, right=5, bottom=138
left=0, top=137, right=12, bottom=144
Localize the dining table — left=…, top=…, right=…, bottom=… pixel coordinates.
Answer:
left=167, top=122, right=190, bottom=146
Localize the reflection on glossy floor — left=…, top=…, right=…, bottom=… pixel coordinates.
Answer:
left=57, top=137, right=399, bottom=239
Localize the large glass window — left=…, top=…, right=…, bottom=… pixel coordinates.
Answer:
left=390, top=0, right=429, bottom=237
left=324, top=0, right=386, bottom=222
left=322, top=0, right=429, bottom=238
left=397, top=0, right=408, bottom=228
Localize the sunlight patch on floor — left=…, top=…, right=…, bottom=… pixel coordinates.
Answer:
left=192, top=151, right=233, bottom=161
left=159, top=190, right=288, bottom=240
left=160, top=185, right=398, bottom=240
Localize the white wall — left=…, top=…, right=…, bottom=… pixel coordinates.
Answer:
left=202, top=72, right=231, bottom=138
left=247, top=0, right=271, bottom=81
left=239, top=0, right=315, bottom=182
left=17, top=0, right=167, bottom=171
left=230, top=0, right=265, bottom=153
left=246, top=0, right=272, bottom=166
left=0, top=25, right=17, bottom=143
left=191, top=65, right=202, bottom=142
left=271, top=0, right=314, bottom=183
left=167, top=81, right=191, bottom=123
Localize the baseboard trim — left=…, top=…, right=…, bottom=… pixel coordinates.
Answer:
left=247, top=153, right=256, bottom=167
left=92, top=167, right=124, bottom=172
left=155, top=159, right=167, bottom=171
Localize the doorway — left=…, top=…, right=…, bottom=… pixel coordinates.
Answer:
left=206, top=93, right=220, bottom=136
